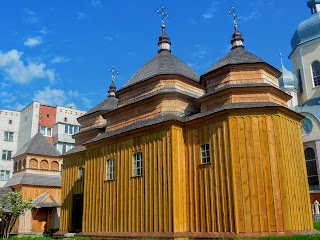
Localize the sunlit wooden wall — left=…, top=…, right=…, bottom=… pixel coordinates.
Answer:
left=59, top=111, right=313, bottom=235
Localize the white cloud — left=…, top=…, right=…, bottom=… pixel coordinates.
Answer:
left=24, top=37, right=42, bottom=47
left=91, top=0, right=102, bottom=7
left=0, top=91, right=16, bottom=104
left=0, top=49, right=57, bottom=84
left=24, top=9, right=38, bottom=24
left=202, top=1, right=219, bottom=20
left=50, top=56, right=70, bottom=64
left=40, top=27, right=47, bottom=35
left=0, top=82, right=10, bottom=88
left=33, top=87, right=80, bottom=107
left=242, top=11, right=260, bottom=22
left=76, top=12, right=87, bottom=20
left=192, top=44, right=207, bottom=59
left=104, top=36, right=113, bottom=41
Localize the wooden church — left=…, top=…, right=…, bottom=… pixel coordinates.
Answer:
left=57, top=7, right=315, bottom=239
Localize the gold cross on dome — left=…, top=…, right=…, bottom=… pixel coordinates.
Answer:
left=107, top=64, right=119, bottom=82
left=229, top=6, right=240, bottom=29
left=157, top=4, right=169, bottom=28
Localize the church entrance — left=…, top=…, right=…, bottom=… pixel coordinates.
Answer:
left=71, top=194, right=83, bottom=233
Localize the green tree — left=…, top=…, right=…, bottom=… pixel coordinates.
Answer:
left=0, top=191, right=32, bottom=239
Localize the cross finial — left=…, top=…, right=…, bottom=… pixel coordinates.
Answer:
left=229, top=6, right=240, bottom=29
left=280, top=52, right=283, bottom=65
left=107, top=64, right=119, bottom=82
left=157, top=4, right=169, bottom=29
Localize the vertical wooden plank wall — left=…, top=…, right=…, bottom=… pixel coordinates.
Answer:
left=229, top=113, right=313, bottom=233
left=184, top=118, right=235, bottom=233
left=59, top=154, right=85, bottom=232
left=82, top=127, right=174, bottom=233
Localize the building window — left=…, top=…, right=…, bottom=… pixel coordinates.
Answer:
left=312, top=61, right=320, bottom=87
left=40, top=126, right=52, bottom=137
left=2, top=150, right=12, bottom=160
left=4, top=132, right=13, bottom=142
left=8, top=120, right=12, bottom=125
left=305, top=147, right=320, bottom=190
left=0, top=171, right=10, bottom=180
left=47, top=114, right=50, bottom=118
left=133, top=152, right=143, bottom=177
left=25, top=116, right=27, bottom=121
left=64, top=117, right=68, bottom=122
left=201, top=144, right=210, bottom=164
left=297, top=69, right=303, bottom=93
left=64, top=124, right=79, bottom=135
left=106, top=158, right=115, bottom=180
left=78, top=167, right=84, bottom=180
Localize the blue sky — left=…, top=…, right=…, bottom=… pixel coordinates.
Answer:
left=0, top=0, right=311, bottom=111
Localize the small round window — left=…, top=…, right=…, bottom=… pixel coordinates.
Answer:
left=301, top=118, right=313, bottom=135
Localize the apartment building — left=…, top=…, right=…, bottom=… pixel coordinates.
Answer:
left=0, top=102, right=86, bottom=186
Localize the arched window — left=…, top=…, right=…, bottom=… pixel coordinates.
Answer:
left=133, top=153, right=143, bottom=177
left=22, top=159, right=26, bottom=170
left=312, top=61, right=320, bottom=86
left=305, top=147, right=320, bottom=190
left=51, top=161, right=59, bottom=171
left=201, top=144, right=210, bottom=164
left=106, top=158, right=115, bottom=180
left=40, top=160, right=49, bottom=170
left=18, top=161, right=22, bottom=171
left=14, top=162, right=17, bottom=172
left=29, top=159, right=38, bottom=169
left=297, top=69, right=303, bottom=93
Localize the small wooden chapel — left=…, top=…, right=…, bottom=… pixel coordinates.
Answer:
left=57, top=6, right=315, bottom=239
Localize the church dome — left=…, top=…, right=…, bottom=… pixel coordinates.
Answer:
left=291, top=2, right=320, bottom=49
left=278, top=64, right=298, bottom=91
left=120, top=50, right=200, bottom=90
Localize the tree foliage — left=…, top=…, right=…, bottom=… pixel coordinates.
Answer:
left=0, top=191, right=33, bottom=239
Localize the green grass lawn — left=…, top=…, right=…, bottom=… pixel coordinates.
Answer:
left=5, top=224, right=320, bottom=240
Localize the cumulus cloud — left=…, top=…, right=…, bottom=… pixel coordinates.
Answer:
left=202, top=1, right=219, bottom=20
left=33, top=87, right=80, bottom=107
left=24, top=37, right=42, bottom=47
left=76, top=12, right=87, bottom=20
left=24, top=9, right=38, bottom=24
left=50, top=56, right=70, bottom=64
left=91, top=0, right=102, bottom=8
left=0, top=50, right=57, bottom=84
left=0, top=91, right=16, bottom=104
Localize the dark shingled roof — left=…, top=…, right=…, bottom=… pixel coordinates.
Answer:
left=13, top=132, right=61, bottom=158
left=120, top=51, right=200, bottom=90
left=4, top=173, right=61, bottom=187
left=85, top=102, right=291, bottom=146
left=204, top=47, right=265, bottom=75
left=33, top=193, right=60, bottom=208
left=82, top=96, right=118, bottom=117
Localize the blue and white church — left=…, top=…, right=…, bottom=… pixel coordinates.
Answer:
left=282, top=0, right=320, bottom=197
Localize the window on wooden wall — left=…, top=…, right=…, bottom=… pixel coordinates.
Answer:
left=305, top=147, right=320, bottom=190
left=201, top=144, right=210, bottom=164
left=106, top=158, right=115, bottom=180
left=312, top=61, right=320, bottom=87
left=133, top=152, right=143, bottom=177
left=78, top=167, right=84, bottom=181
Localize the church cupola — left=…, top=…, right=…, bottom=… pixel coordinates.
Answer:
left=308, top=0, right=320, bottom=14
left=107, top=64, right=119, bottom=97
left=229, top=6, right=244, bottom=50
left=157, top=5, right=171, bottom=53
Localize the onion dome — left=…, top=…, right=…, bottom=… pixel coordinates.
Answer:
left=158, top=27, right=171, bottom=52
left=278, top=63, right=299, bottom=91
left=291, top=1, right=320, bottom=50
left=108, top=81, right=117, bottom=97
left=231, top=29, right=244, bottom=50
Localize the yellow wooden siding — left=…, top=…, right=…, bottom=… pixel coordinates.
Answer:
left=184, top=119, right=235, bottom=233
left=81, top=128, right=173, bottom=233
left=59, top=154, right=85, bottom=232
left=229, top=114, right=313, bottom=233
